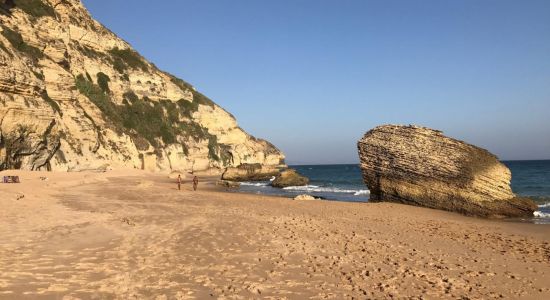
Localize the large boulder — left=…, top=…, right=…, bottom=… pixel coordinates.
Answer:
left=357, top=125, right=537, bottom=218
left=221, top=163, right=280, bottom=181
left=272, top=169, right=309, bottom=188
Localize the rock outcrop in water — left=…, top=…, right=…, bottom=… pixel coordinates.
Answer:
left=0, top=0, right=285, bottom=173
left=357, top=125, right=537, bottom=218
left=271, top=169, right=309, bottom=188
left=221, top=163, right=281, bottom=181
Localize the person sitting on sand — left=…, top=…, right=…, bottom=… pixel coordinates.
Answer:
left=177, top=174, right=182, bottom=190
left=193, top=176, right=198, bottom=191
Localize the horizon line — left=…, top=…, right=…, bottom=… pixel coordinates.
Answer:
left=288, top=159, right=550, bottom=166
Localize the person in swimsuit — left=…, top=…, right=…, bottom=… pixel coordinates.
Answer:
left=177, top=174, right=182, bottom=190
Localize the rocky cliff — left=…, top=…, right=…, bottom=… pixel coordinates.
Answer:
left=0, top=0, right=285, bottom=172
left=357, top=125, right=537, bottom=217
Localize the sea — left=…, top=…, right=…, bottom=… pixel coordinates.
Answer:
left=236, top=160, right=550, bottom=223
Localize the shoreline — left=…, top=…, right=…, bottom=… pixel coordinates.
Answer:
left=228, top=179, right=550, bottom=225
left=1, top=170, right=549, bottom=298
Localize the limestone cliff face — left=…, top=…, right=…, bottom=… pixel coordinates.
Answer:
left=357, top=125, right=537, bottom=217
left=0, top=0, right=285, bottom=172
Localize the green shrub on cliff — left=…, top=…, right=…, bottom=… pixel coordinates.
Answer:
left=108, top=47, right=148, bottom=73
left=75, top=74, right=227, bottom=160
left=169, top=75, right=215, bottom=108
left=96, top=72, right=110, bottom=93
left=120, top=96, right=178, bottom=146
left=123, top=91, right=139, bottom=103
left=178, top=122, right=209, bottom=142
left=1, top=26, right=43, bottom=61
left=176, top=98, right=199, bottom=118
left=193, top=91, right=215, bottom=108
left=160, top=99, right=180, bottom=124
left=14, top=0, right=55, bottom=18
left=75, top=74, right=119, bottom=123
left=178, top=122, right=225, bottom=163
left=170, top=76, right=194, bottom=92
left=77, top=44, right=105, bottom=60
left=112, top=58, right=125, bottom=74
left=207, top=135, right=232, bottom=164
left=208, top=136, right=219, bottom=161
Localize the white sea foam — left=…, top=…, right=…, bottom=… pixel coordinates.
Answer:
left=538, top=202, right=550, bottom=208
left=533, top=211, right=550, bottom=218
left=240, top=182, right=269, bottom=187
left=283, top=185, right=319, bottom=190
left=283, top=185, right=370, bottom=196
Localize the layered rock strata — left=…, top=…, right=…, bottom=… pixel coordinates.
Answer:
left=0, top=0, right=285, bottom=173
left=357, top=125, right=537, bottom=218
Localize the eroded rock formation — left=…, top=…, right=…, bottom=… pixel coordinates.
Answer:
left=221, top=163, right=281, bottom=181
left=357, top=125, right=537, bottom=218
left=0, top=0, right=285, bottom=173
left=271, top=169, right=309, bottom=188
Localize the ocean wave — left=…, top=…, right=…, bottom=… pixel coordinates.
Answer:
left=527, top=196, right=550, bottom=205
left=533, top=211, right=550, bottom=218
left=538, top=202, right=550, bottom=208
left=240, top=182, right=269, bottom=187
left=283, top=185, right=370, bottom=196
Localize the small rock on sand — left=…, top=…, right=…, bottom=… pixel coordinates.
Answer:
left=294, top=194, right=316, bottom=201
left=217, top=180, right=241, bottom=188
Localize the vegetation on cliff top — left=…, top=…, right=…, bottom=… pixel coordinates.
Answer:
left=169, top=75, right=216, bottom=108
left=169, top=76, right=194, bottom=91
left=74, top=74, right=230, bottom=163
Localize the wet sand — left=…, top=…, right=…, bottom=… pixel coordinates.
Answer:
left=1, top=170, right=549, bottom=299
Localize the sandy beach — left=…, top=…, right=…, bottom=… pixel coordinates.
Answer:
left=1, top=170, right=549, bottom=299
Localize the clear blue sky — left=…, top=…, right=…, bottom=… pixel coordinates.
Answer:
left=82, top=0, right=550, bottom=164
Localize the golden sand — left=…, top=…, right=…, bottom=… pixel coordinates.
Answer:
left=1, top=170, right=549, bottom=299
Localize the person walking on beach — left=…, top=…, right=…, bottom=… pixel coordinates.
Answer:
left=192, top=176, right=198, bottom=191
left=177, top=174, right=182, bottom=191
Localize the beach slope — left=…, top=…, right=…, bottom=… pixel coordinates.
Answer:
left=1, top=170, right=549, bottom=299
